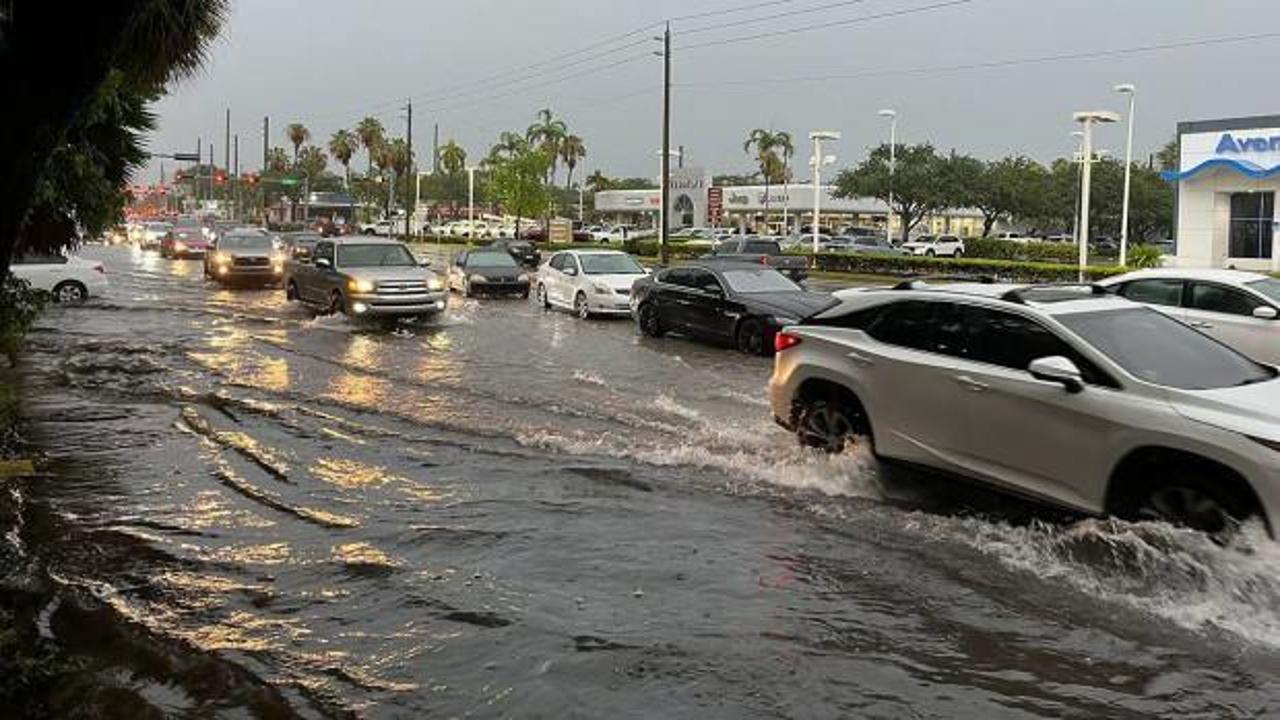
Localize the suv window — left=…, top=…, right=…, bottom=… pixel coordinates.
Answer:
left=867, top=301, right=935, bottom=351
left=1188, top=282, right=1263, bottom=316
left=313, top=242, right=335, bottom=265
left=714, top=241, right=740, bottom=255
left=805, top=304, right=884, bottom=330
left=1119, top=279, right=1183, bottom=307
left=660, top=268, right=694, bottom=287
left=743, top=240, right=781, bottom=255
left=962, top=306, right=1112, bottom=386
left=14, top=253, right=67, bottom=265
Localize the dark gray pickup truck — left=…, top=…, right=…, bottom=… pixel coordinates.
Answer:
left=704, top=238, right=809, bottom=282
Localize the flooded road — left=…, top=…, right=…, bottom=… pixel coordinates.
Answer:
left=6, top=245, right=1280, bottom=717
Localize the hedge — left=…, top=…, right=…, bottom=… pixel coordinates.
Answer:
left=965, top=237, right=1085, bottom=263
left=803, top=252, right=1127, bottom=282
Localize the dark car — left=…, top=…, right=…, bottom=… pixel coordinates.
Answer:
left=631, top=260, right=832, bottom=355
left=205, top=231, right=283, bottom=286
left=446, top=249, right=531, bottom=298
left=846, top=235, right=905, bottom=255
left=706, top=237, right=809, bottom=283
left=282, top=231, right=324, bottom=261
left=487, top=239, right=541, bottom=267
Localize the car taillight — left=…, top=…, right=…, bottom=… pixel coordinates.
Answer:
left=774, top=331, right=802, bottom=353
left=760, top=256, right=770, bottom=265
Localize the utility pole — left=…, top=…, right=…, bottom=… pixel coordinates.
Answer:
left=262, top=116, right=269, bottom=169
left=209, top=143, right=215, bottom=209
left=678, top=145, right=684, bottom=169
left=233, top=133, right=239, bottom=221
left=224, top=108, right=230, bottom=181
left=658, top=22, right=671, bottom=266
left=433, top=123, right=440, bottom=174
left=195, top=137, right=202, bottom=204
left=405, top=99, right=414, bottom=238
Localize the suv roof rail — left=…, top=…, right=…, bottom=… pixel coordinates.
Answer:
left=1000, top=282, right=1109, bottom=304
left=891, top=274, right=997, bottom=290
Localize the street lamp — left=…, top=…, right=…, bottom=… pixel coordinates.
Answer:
left=466, top=166, right=478, bottom=236
left=809, top=130, right=841, bottom=255
left=878, top=109, right=897, bottom=245
left=1073, top=110, right=1120, bottom=280
left=1115, top=83, right=1137, bottom=267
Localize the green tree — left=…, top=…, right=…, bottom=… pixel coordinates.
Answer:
left=295, top=145, right=328, bottom=183
left=489, top=131, right=530, bottom=165
left=328, top=129, right=357, bottom=188
left=285, top=122, right=309, bottom=161
left=833, top=143, right=952, bottom=243
left=1, top=0, right=229, bottom=277
left=265, top=147, right=290, bottom=174
left=743, top=129, right=794, bottom=221
left=1156, top=136, right=1179, bottom=172
left=526, top=108, right=567, bottom=183
left=969, top=156, right=1050, bottom=236
left=488, top=147, right=552, bottom=238
left=355, top=117, right=386, bottom=175
left=439, top=140, right=467, bottom=175
left=560, top=134, right=586, bottom=189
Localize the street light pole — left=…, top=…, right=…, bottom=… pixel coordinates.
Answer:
left=1116, top=84, right=1136, bottom=267
left=809, top=131, right=840, bottom=255
left=879, top=109, right=897, bottom=245
left=659, top=22, right=672, bottom=266
left=467, top=166, right=477, bottom=236
left=1073, top=111, right=1120, bottom=281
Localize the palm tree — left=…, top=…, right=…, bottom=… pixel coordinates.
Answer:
left=488, top=131, right=529, bottom=164
left=265, top=147, right=290, bottom=174
left=328, top=129, right=357, bottom=188
left=355, top=116, right=386, bottom=175
left=286, top=122, right=310, bottom=161
left=743, top=129, right=794, bottom=227
left=526, top=108, right=567, bottom=183
left=559, top=134, right=586, bottom=189
left=585, top=170, right=611, bottom=192
left=439, top=140, right=467, bottom=176
left=296, top=145, right=328, bottom=182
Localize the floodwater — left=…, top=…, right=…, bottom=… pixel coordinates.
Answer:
left=4, top=245, right=1280, bottom=718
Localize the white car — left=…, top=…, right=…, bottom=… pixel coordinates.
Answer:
left=11, top=252, right=108, bottom=303
left=1101, top=268, right=1280, bottom=365
left=901, top=234, right=965, bottom=257
left=359, top=219, right=395, bottom=236
left=139, top=221, right=172, bottom=250
left=536, top=249, right=647, bottom=318
left=992, top=231, right=1035, bottom=244
left=770, top=280, right=1280, bottom=538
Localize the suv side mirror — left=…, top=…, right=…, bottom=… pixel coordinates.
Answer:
left=1253, top=306, right=1278, bottom=320
left=418, top=257, right=431, bottom=268
left=563, top=266, right=578, bottom=276
left=1029, top=356, right=1084, bottom=394
left=315, top=257, right=332, bottom=269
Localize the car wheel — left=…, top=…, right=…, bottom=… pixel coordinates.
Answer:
left=637, top=302, right=664, bottom=338
left=574, top=292, right=590, bottom=320
left=286, top=280, right=299, bottom=301
left=328, top=290, right=345, bottom=316
left=52, top=281, right=88, bottom=305
left=1128, top=472, right=1258, bottom=541
left=735, top=317, right=768, bottom=356
left=363, top=229, right=374, bottom=235
left=536, top=283, right=550, bottom=309
left=926, top=249, right=936, bottom=257
left=953, top=250, right=964, bottom=259
left=795, top=398, right=869, bottom=454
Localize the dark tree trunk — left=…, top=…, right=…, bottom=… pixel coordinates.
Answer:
left=0, top=2, right=146, bottom=277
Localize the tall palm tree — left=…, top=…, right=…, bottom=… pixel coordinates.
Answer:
left=559, top=134, right=586, bottom=189
left=585, top=170, right=611, bottom=192
left=488, top=131, right=529, bottom=164
left=328, top=129, right=357, bottom=189
left=286, top=122, right=310, bottom=161
left=439, top=140, right=467, bottom=175
left=743, top=128, right=794, bottom=226
left=355, top=116, right=386, bottom=175
left=526, top=108, right=567, bottom=183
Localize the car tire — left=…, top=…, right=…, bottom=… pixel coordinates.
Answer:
left=926, top=249, right=936, bottom=257
left=795, top=398, right=870, bottom=454
left=735, top=317, right=769, bottom=356
left=637, top=302, right=664, bottom=338
left=536, top=283, right=550, bottom=309
left=328, top=290, right=345, bottom=316
left=52, top=280, right=88, bottom=305
left=1124, top=471, right=1259, bottom=541
left=363, top=229, right=375, bottom=236
left=286, top=280, right=299, bottom=301
left=953, top=250, right=964, bottom=259
left=574, top=292, right=590, bottom=320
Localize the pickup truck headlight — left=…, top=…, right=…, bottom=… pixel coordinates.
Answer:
left=469, top=274, right=487, bottom=284
left=348, top=278, right=376, bottom=293
left=213, top=251, right=231, bottom=265
left=518, top=273, right=531, bottom=283
left=426, top=277, right=444, bottom=291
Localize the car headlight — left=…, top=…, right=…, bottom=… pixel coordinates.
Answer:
left=426, top=277, right=444, bottom=291
left=518, top=273, right=531, bottom=283
left=348, top=278, right=376, bottom=293
left=469, top=274, right=486, bottom=284
left=592, top=283, right=612, bottom=295
left=213, top=251, right=231, bottom=264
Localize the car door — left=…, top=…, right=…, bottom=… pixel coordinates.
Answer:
left=679, top=268, right=733, bottom=340
left=940, top=304, right=1123, bottom=509
left=558, top=254, right=582, bottom=306
left=542, top=253, right=564, bottom=304
left=651, top=268, right=695, bottom=331
left=1184, top=281, right=1276, bottom=362
left=304, top=242, right=336, bottom=303
left=1114, top=278, right=1185, bottom=322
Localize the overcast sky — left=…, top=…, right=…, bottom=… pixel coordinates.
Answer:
left=143, top=0, right=1280, bottom=183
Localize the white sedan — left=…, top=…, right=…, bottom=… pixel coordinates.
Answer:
left=535, top=249, right=648, bottom=319
left=11, top=252, right=108, bottom=303
left=1101, top=268, right=1280, bottom=365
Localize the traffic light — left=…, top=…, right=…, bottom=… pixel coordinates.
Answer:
left=246, top=173, right=260, bottom=186
left=214, top=171, right=227, bottom=185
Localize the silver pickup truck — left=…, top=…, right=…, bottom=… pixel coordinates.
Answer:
left=284, top=237, right=446, bottom=320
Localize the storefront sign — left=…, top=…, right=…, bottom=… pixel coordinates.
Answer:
left=1216, top=133, right=1280, bottom=154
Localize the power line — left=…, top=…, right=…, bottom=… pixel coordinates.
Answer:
left=677, top=0, right=972, bottom=51
left=680, top=0, right=871, bottom=35
left=668, top=0, right=803, bottom=23
left=674, top=29, right=1280, bottom=86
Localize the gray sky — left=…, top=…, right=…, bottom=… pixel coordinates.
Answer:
left=144, top=0, right=1280, bottom=183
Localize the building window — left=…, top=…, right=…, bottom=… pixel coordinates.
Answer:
left=1228, top=192, right=1274, bottom=259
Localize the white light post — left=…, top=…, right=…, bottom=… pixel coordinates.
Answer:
left=1073, top=111, right=1120, bottom=280
left=1115, top=83, right=1136, bottom=267
left=878, top=109, right=897, bottom=245
left=577, top=183, right=584, bottom=223
left=809, top=130, right=841, bottom=255
left=466, top=166, right=477, bottom=233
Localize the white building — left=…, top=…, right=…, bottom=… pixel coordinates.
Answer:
left=1166, top=115, right=1280, bottom=271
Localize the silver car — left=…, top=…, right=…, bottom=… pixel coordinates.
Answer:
left=1100, top=268, right=1280, bottom=365
left=769, top=280, right=1280, bottom=538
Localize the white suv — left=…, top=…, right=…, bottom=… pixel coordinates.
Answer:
left=902, top=234, right=965, bottom=257
left=769, top=280, right=1280, bottom=538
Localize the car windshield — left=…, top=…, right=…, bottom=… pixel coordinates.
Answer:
left=467, top=252, right=518, bottom=268
left=720, top=268, right=800, bottom=294
left=1059, top=308, right=1274, bottom=390
left=580, top=254, right=644, bottom=275
left=220, top=235, right=273, bottom=250
left=338, top=244, right=416, bottom=267
left=1244, top=278, right=1280, bottom=304
left=742, top=241, right=781, bottom=254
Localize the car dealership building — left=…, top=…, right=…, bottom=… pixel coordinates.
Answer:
left=1165, top=114, right=1280, bottom=271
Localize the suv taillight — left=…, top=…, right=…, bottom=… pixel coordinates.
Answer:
left=760, top=255, right=770, bottom=265
left=774, top=331, right=802, bottom=353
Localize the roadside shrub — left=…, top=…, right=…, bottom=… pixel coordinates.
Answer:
left=804, top=252, right=1126, bottom=283
left=966, top=237, right=1081, bottom=264
left=0, top=275, right=43, bottom=368
left=1126, top=244, right=1164, bottom=269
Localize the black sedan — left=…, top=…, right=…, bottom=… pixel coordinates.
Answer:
left=631, top=261, right=833, bottom=355
left=487, top=239, right=541, bottom=267
left=447, top=249, right=532, bottom=298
